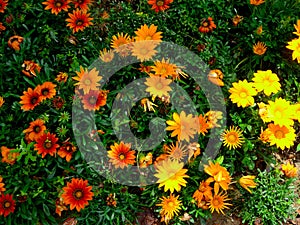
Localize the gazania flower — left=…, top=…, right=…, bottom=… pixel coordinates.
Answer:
left=267, top=98, right=294, bottom=127
left=7, top=35, right=24, bottom=51
left=145, top=76, right=172, bottom=98
left=252, top=70, right=281, bottom=96
left=250, top=0, right=265, bottom=5
left=61, top=178, right=94, bottom=212
left=292, top=103, right=300, bottom=121
left=0, top=194, right=16, bottom=217
left=151, top=58, right=176, bottom=78
left=205, top=110, right=223, bottom=129
left=140, top=98, right=157, bottom=112
left=23, top=119, right=46, bottom=142
left=34, top=132, right=59, bottom=158
left=139, top=152, right=153, bottom=168
left=0, top=96, right=4, bottom=108
left=193, top=181, right=213, bottom=208
left=42, top=0, right=71, bottom=15
left=198, top=114, right=209, bottom=135
left=99, top=48, right=114, bottom=62
left=229, top=79, right=257, bottom=108
left=286, top=37, right=300, bottom=63
left=281, top=162, right=298, bottom=178
left=66, top=9, right=93, bottom=33
left=1, top=146, right=19, bottom=165
left=257, top=102, right=271, bottom=123
left=53, top=96, right=65, bottom=109
left=58, top=141, right=77, bottom=162
left=82, top=90, right=108, bottom=111
left=0, top=0, right=8, bottom=13
left=139, top=64, right=152, bottom=74
left=154, top=158, right=189, bottom=193
left=208, top=192, right=232, bottom=215
left=20, top=87, right=41, bottom=111
left=238, top=175, right=257, bottom=193
left=148, top=0, right=173, bottom=12
left=259, top=127, right=272, bottom=143
left=232, top=15, right=243, bottom=26
left=221, top=126, right=244, bottom=150
left=207, top=69, right=224, bottom=86
left=36, top=82, right=57, bottom=101
left=293, top=20, right=300, bottom=36
left=156, top=194, right=181, bottom=224
left=166, top=111, right=199, bottom=142
left=0, top=177, right=5, bottom=194
left=0, top=22, right=6, bottom=33
left=165, top=142, right=187, bottom=161
left=131, top=40, right=158, bottom=61
left=107, top=142, right=136, bottom=169
left=204, top=161, right=231, bottom=194
left=110, top=33, right=132, bottom=57
left=106, top=193, right=117, bottom=207
left=21, top=60, right=41, bottom=78
left=253, top=41, right=267, bottom=55
left=135, top=24, right=162, bottom=42
left=198, top=17, right=216, bottom=33
left=73, top=66, right=102, bottom=94
left=256, top=25, right=263, bottom=35
left=267, top=123, right=296, bottom=150
left=71, top=0, right=93, bottom=11
left=55, top=197, right=68, bottom=216
left=55, top=72, right=68, bottom=83
left=187, top=142, right=201, bottom=161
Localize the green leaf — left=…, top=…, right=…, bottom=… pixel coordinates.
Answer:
left=43, top=204, right=50, bottom=217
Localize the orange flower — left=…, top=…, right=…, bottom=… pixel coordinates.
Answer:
left=21, top=60, right=41, bottom=78
left=81, top=90, right=108, bottom=111
left=73, top=67, right=102, bottom=94
left=139, top=152, right=153, bottom=168
left=199, top=17, right=216, bottom=33
left=55, top=72, right=68, bottom=83
left=131, top=40, right=158, bottom=61
left=34, top=132, right=59, bottom=158
left=134, top=24, right=163, bottom=42
left=57, top=141, right=77, bottom=162
left=7, top=35, right=24, bottom=51
left=99, top=48, right=114, bottom=62
left=232, top=15, right=243, bottom=26
left=250, top=0, right=265, bottom=5
left=35, top=81, right=56, bottom=101
left=42, top=0, right=71, bottom=15
left=23, top=119, right=46, bottom=142
left=1, top=146, right=19, bottom=165
left=198, top=114, right=209, bottom=135
left=0, top=96, right=4, bottom=108
left=0, top=0, right=8, bottom=13
left=281, top=162, right=298, bottom=178
left=165, top=142, right=187, bottom=161
left=207, top=69, right=224, bottom=86
left=0, top=22, right=6, bottom=33
left=147, top=0, right=173, bottom=12
left=61, top=178, right=94, bottom=212
left=20, top=87, right=41, bottom=111
left=110, top=33, right=132, bottom=57
left=253, top=41, right=267, bottom=55
left=55, top=197, right=68, bottom=216
left=151, top=58, right=176, bottom=78
left=0, top=176, right=5, bottom=194
left=256, top=25, right=263, bottom=35
left=193, top=181, right=213, bottom=208
left=0, top=194, right=16, bottom=217
left=71, top=0, right=93, bottom=11
left=66, top=9, right=93, bottom=33
left=107, top=142, right=136, bottom=169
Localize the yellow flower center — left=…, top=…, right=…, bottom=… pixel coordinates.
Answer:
left=4, top=201, right=11, bottom=209
left=227, top=133, right=237, bottom=143
left=167, top=201, right=174, bottom=207
left=275, top=111, right=282, bottom=118
left=156, top=82, right=163, bottom=90
left=160, top=67, right=167, bottom=74
left=239, top=92, right=247, bottom=98
left=145, top=36, right=152, bottom=40
left=119, top=154, right=125, bottom=160
left=202, top=22, right=208, bottom=27
left=274, top=130, right=285, bottom=139
left=156, top=0, right=164, bottom=6
left=74, top=190, right=83, bottom=199
left=212, top=198, right=221, bottom=207
left=89, top=96, right=97, bottom=105
left=84, top=78, right=91, bottom=85
left=76, top=20, right=84, bottom=26
left=55, top=1, right=62, bottom=7
left=44, top=140, right=53, bottom=149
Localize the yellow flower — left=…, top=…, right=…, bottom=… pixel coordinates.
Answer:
left=238, top=175, right=257, bottom=193
left=267, top=123, right=296, bottom=150
left=140, top=98, right=157, bottom=112
left=229, top=80, right=257, bottom=108
left=156, top=194, right=181, bottom=224
left=293, top=20, right=300, bottom=36
left=257, top=102, right=271, bottom=123
left=165, top=142, right=187, bottom=162
left=208, top=191, right=232, bottom=215
left=204, top=161, right=231, bottom=194
left=134, top=24, right=162, bottom=42
left=131, top=40, right=158, bottom=61
left=205, top=110, right=223, bottom=128
left=291, top=103, right=300, bottom=121
left=99, top=48, right=114, bottom=62
left=267, top=98, right=294, bottom=127
left=286, top=37, right=300, bottom=63
left=256, top=25, right=263, bottom=35
left=281, top=162, right=298, bottom=178
left=253, top=41, right=267, bottom=55
left=0, top=96, right=4, bottom=108
left=166, top=111, right=198, bottom=142
left=145, top=76, right=172, bottom=98
left=154, top=158, right=189, bottom=193
left=151, top=58, right=176, bottom=78
left=73, top=66, right=102, bottom=94
left=221, top=126, right=244, bottom=150
left=252, top=70, right=281, bottom=96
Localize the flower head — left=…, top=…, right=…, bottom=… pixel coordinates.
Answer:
left=110, top=33, right=132, bottom=57
left=7, top=35, right=24, bottom=51
left=293, top=20, right=300, bottom=36
left=0, top=96, right=4, bottom=108
left=229, top=80, right=257, bottom=108
left=107, top=142, right=136, bottom=169
left=131, top=40, right=158, bottom=61
left=151, top=58, right=176, bottom=78
left=42, top=0, right=71, bottom=15
left=57, top=141, right=77, bottom=162
left=252, top=70, right=281, bottom=96
left=82, top=90, right=108, bottom=111
left=23, top=119, right=46, bottom=142
left=198, top=17, right=216, bottom=33
left=250, top=0, right=265, bottom=5
left=21, top=60, right=41, bottom=78
left=20, top=87, right=41, bottom=111
left=193, top=181, right=213, bottom=208
left=286, top=37, right=300, bottom=63
left=61, top=178, right=94, bottom=212
left=0, top=194, right=16, bottom=217
left=73, top=67, right=102, bottom=94
left=156, top=194, right=181, bottom=224
left=267, top=123, right=296, bottom=150
left=208, top=192, right=232, bottom=215
left=145, top=76, right=172, bottom=98
left=99, top=48, right=114, bottom=62
left=221, top=126, right=244, bottom=150
left=148, top=0, right=173, bottom=12
left=36, top=82, right=57, bottom=101
left=135, top=24, right=162, bottom=42
left=34, top=132, right=59, bottom=158
left=0, top=0, right=8, bottom=13
left=253, top=41, right=267, bottom=55
left=66, top=9, right=93, bottom=33
left=1, top=146, right=19, bottom=165
left=207, top=69, right=224, bottom=86
left=238, top=175, right=257, bottom=193
left=267, top=98, right=294, bottom=127
left=0, top=177, right=5, bottom=194
left=55, top=72, right=68, bottom=83
left=281, top=162, right=298, bottom=178
left=71, top=0, right=93, bottom=11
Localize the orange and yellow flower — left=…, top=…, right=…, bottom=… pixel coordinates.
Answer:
left=250, top=0, right=264, bottom=5
left=148, top=0, right=173, bottom=12
left=21, top=60, right=42, bottom=78
left=131, top=40, right=158, bottom=61
left=151, top=58, right=176, bottom=78
left=253, top=41, right=267, bottom=55
left=20, top=87, right=41, bottom=111
left=34, top=132, right=59, bottom=158
left=71, top=0, right=93, bottom=11
left=42, top=0, right=71, bottom=15
left=66, top=9, right=93, bottom=33
left=208, top=191, right=232, bottom=215
left=221, top=126, right=244, bottom=150
left=267, top=98, right=294, bottom=127
left=7, top=35, right=24, bottom=51
left=81, top=90, right=108, bottom=111
left=198, top=17, right=216, bottom=33
left=1, top=146, right=19, bottom=165
left=0, top=0, right=8, bottom=13
left=238, top=175, right=257, bottom=193
left=0, top=96, right=4, bottom=108
left=267, top=123, right=296, bottom=150
left=107, top=142, right=136, bottom=169
left=145, top=75, right=172, bottom=98
left=135, top=24, right=162, bottom=42
left=286, top=37, right=300, bottom=63
left=156, top=193, right=181, bottom=224
left=198, top=114, right=209, bottom=135
left=23, top=119, right=46, bottom=142
left=207, top=69, right=224, bottom=86
left=99, top=48, right=114, bottom=62
left=0, top=177, right=5, bottom=194
left=193, top=181, right=213, bottom=208
left=61, top=178, right=94, bottom=212
left=229, top=80, right=257, bottom=108
left=57, top=141, right=77, bottom=162
left=36, top=81, right=57, bottom=101
left=73, top=66, right=102, bottom=94
left=281, top=162, right=298, bottom=178
left=55, top=72, right=68, bottom=83
left=293, top=20, right=300, bottom=36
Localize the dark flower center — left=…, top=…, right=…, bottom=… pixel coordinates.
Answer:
left=42, top=88, right=49, bottom=96
left=76, top=20, right=84, bottom=26
left=78, top=0, right=84, bottom=4
left=44, top=140, right=53, bottom=149
left=4, top=201, right=11, bottom=209
left=31, top=97, right=38, bottom=104
left=89, top=96, right=97, bottom=105
left=55, top=1, right=62, bottom=7
left=73, top=190, right=83, bottom=200
left=34, top=125, right=41, bottom=133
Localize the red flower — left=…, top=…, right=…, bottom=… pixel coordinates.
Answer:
left=147, top=0, right=173, bottom=12
left=0, top=194, right=16, bottom=217
left=198, top=17, right=216, bottom=33
left=34, top=132, right=59, bottom=158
